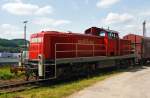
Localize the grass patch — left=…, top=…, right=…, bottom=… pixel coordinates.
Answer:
left=0, top=66, right=14, bottom=80
left=0, top=66, right=24, bottom=80
left=0, top=69, right=122, bottom=98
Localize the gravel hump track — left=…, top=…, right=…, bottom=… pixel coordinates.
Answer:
left=68, top=66, right=150, bottom=98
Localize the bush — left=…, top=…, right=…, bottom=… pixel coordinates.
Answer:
left=0, top=66, right=14, bottom=80
left=0, top=73, right=13, bottom=80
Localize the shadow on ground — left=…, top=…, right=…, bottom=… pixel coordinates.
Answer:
left=40, top=64, right=150, bottom=88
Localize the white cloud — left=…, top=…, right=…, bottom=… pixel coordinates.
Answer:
left=32, top=17, right=71, bottom=27
left=0, top=24, right=23, bottom=39
left=125, top=24, right=137, bottom=29
left=4, top=0, right=22, bottom=2
left=103, top=13, right=134, bottom=25
left=125, top=24, right=141, bottom=33
left=118, top=23, right=149, bottom=37
left=12, top=0, right=22, bottom=2
left=0, top=24, right=19, bottom=34
left=146, top=22, right=150, bottom=35
left=1, top=2, right=53, bottom=16
left=140, top=11, right=150, bottom=17
left=34, top=6, right=52, bottom=15
left=96, top=0, right=120, bottom=8
left=147, top=22, right=150, bottom=28
left=40, top=27, right=64, bottom=32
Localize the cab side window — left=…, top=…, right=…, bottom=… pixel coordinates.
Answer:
left=115, top=33, right=119, bottom=38
left=108, top=32, right=112, bottom=38
left=108, top=32, right=118, bottom=39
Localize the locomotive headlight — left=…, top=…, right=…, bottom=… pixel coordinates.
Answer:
left=38, top=55, right=42, bottom=60
left=18, top=54, right=21, bottom=58
left=18, top=54, right=23, bottom=67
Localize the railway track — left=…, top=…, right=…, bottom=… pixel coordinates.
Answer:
left=0, top=68, right=117, bottom=94
left=0, top=79, right=51, bottom=94
left=0, top=64, right=146, bottom=94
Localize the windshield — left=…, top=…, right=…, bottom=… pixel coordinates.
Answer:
left=99, top=31, right=106, bottom=37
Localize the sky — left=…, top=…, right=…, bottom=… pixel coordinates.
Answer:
left=0, top=0, right=150, bottom=39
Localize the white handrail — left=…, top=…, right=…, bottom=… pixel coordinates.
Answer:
left=54, top=43, right=106, bottom=79
left=55, top=43, right=106, bottom=59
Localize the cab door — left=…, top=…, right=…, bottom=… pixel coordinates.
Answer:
left=107, top=32, right=119, bottom=56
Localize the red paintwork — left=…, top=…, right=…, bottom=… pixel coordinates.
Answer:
left=85, top=27, right=132, bottom=56
left=119, top=39, right=132, bottom=55
left=123, top=34, right=143, bottom=58
left=29, top=30, right=106, bottom=60
left=29, top=27, right=132, bottom=61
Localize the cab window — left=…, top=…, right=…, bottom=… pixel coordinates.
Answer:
left=108, top=32, right=118, bottom=39
left=99, top=31, right=106, bottom=37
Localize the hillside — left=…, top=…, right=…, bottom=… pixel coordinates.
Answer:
left=0, top=38, right=29, bottom=52
left=11, top=39, right=29, bottom=47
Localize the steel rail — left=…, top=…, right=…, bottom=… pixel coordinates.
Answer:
left=0, top=79, right=51, bottom=93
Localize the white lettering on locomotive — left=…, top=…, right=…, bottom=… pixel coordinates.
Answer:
left=31, top=37, right=43, bottom=43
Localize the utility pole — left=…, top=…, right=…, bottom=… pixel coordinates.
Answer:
left=142, top=21, right=146, bottom=59
left=23, top=20, right=28, bottom=50
left=143, top=20, right=146, bottom=37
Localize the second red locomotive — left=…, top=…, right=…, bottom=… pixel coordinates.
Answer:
left=123, top=34, right=150, bottom=64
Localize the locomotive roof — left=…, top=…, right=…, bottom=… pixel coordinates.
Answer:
left=31, top=30, right=103, bottom=38
left=124, top=34, right=143, bottom=37
left=85, top=27, right=119, bottom=34
left=31, top=27, right=120, bottom=38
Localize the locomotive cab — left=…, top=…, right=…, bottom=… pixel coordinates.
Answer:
left=99, top=29, right=119, bottom=56
left=85, top=27, right=119, bottom=56
left=84, top=27, right=119, bottom=38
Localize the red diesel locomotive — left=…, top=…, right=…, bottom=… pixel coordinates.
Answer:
left=19, top=27, right=135, bottom=80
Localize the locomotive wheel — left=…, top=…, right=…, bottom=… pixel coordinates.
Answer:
left=25, top=70, right=38, bottom=81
